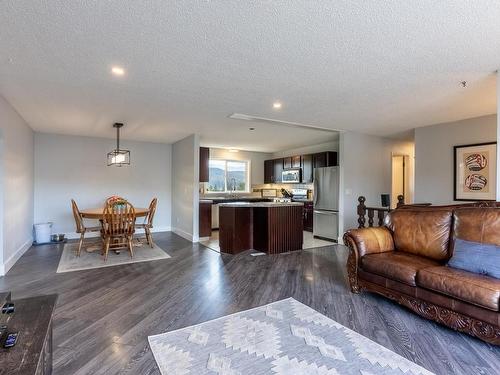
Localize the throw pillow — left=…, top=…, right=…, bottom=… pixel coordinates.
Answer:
left=447, top=238, right=500, bottom=279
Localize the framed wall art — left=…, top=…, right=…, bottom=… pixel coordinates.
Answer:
left=454, top=142, right=497, bottom=201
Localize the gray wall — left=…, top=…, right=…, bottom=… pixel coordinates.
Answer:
left=339, top=132, right=392, bottom=236
left=0, top=95, right=34, bottom=275
left=172, top=135, right=199, bottom=241
left=414, top=114, right=497, bottom=204
left=34, top=133, right=172, bottom=236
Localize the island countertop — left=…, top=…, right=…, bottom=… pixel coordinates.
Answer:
left=218, top=202, right=304, bottom=208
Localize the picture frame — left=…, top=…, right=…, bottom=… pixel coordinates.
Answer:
left=453, top=142, right=497, bottom=201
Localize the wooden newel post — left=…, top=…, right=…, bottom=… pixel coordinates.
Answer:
left=397, top=195, right=405, bottom=207
left=357, top=196, right=366, bottom=228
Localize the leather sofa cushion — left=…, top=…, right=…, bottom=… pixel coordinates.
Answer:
left=417, top=266, right=500, bottom=311
left=385, top=209, right=453, bottom=261
left=453, top=208, right=500, bottom=247
left=361, top=252, right=439, bottom=286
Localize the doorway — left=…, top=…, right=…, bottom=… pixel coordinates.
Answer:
left=391, top=155, right=410, bottom=208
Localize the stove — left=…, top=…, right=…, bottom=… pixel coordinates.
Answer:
left=290, top=188, right=309, bottom=201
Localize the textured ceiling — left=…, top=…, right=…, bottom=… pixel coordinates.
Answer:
left=0, top=1, right=498, bottom=152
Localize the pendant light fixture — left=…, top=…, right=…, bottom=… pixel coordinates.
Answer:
left=107, top=123, right=130, bottom=166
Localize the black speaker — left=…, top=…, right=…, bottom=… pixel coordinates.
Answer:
left=381, top=194, right=390, bottom=207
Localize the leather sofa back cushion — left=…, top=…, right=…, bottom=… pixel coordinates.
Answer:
left=448, top=238, right=500, bottom=279
left=453, top=208, right=500, bottom=246
left=385, top=209, right=452, bottom=261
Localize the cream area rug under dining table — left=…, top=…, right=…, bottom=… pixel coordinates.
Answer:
left=56, top=239, right=171, bottom=273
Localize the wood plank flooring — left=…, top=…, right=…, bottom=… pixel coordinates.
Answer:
left=0, top=232, right=499, bottom=374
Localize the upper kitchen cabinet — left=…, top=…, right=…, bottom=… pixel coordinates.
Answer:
left=199, top=147, right=210, bottom=182
left=301, top=154, right=313, bottom=183
left=264, top=159, right=274, bottom=183
left=273, top=158, right=284, bottom=183
left=283, top=155, right=301, bottom=169
left=313, top=151, right=337, bottom=168
left=264, top=158, right=284, bottom=183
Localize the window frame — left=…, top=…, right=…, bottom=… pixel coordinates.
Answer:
left=206, top=158, right=251, bottom=194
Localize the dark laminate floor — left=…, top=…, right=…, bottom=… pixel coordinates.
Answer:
left=0, top=232, right=499, bottom=375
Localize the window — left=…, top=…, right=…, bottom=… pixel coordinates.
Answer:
left=207, top=159, right=250, bottom=193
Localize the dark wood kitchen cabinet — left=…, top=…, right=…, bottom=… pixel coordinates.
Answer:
left=264, top=152, right=336, bottom=184
left=283, top=157, right=292, bottom=169
left=303, top=202, right=313, bottom=232
left=264, top=159, right=274, bottom=183
left=301, top=154, right=313, bottom=183
left=199, top=147, right=210, bottom=182
left=292, top=155, right=301, bottom=168
left=264, top=158, right=284, bottom=183
left=283, top=155, right=301, bottom=169
left=199, top=200, right=212, bottom=238
left=273, top=159, right=284, bottom=183
left=313, top=151, right=337, bottom=168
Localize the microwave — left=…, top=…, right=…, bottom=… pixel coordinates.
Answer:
left=282, top=168, right=301, bottom=183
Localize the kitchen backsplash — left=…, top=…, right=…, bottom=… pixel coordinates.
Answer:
left=199, top=182, right=313, bottom=198
left=252, top=183, right=313, bottom=197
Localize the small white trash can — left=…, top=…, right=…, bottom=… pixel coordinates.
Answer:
left=34, top=222, right=52, bottom=244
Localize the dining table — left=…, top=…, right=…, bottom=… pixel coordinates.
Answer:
left=80, top=207, right=150, bottom=252
left=80, top=207, right=150, bottom=219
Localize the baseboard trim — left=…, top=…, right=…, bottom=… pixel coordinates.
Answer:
left=172, top=227, right=195, bottom=242
left=1, top=238, right=32, bottom=276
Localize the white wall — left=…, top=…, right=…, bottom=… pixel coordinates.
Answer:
left=0, top=96, right=34, bottom=275
left=272, top=139, right=339, bottom=158
left=172, top=134, right=199, bottom=242
left=209, top=148, right=272, bottom=186
left=34, top=133, right=172, bottom=237
left=414, top=114, right=496, bottom=204
left=339, top=132, right=392, bottom=237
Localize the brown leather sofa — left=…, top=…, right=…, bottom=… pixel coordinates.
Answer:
left=343, top=206, right=500, bottom=345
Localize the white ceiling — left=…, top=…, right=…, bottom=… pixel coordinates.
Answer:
left=0, top=1, right=498, bottom=152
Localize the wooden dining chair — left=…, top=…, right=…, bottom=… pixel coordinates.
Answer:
left=136, top=198, right=157, bottom=248
left=71, top=199, right=102, bottom=257
left=101, top=199, right=136, bottom=261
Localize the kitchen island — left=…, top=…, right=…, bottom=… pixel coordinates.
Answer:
left=218, top=202, right=303, bottom=254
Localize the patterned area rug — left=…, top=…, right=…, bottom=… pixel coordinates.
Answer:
left=148, top=298, right=433, bottom=375
left=56, top=240, right=171, bottom=273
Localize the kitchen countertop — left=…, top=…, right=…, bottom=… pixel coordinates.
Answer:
left=199, top=199, right=214, bottom=204
left=218, top=201, right=304, bottom=208
left=200, top=196, right=273, bottom=204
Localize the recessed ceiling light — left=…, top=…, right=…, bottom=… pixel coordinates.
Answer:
left=228, top=149, right=239, bottom=153
left=273, top=102, right=282, bottom=109
left=111, top=66, right=125, bottom=76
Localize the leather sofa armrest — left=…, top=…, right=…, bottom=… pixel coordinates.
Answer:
left=343, top=227, right=394, bottom=293
left=344, top=227, right=395, bottom=258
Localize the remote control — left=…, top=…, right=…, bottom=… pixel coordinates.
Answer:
left=3, top=332, right=18, bottom=348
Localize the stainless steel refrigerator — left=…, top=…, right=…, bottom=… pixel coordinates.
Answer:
left=313, top=166, right=339, bottom=241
